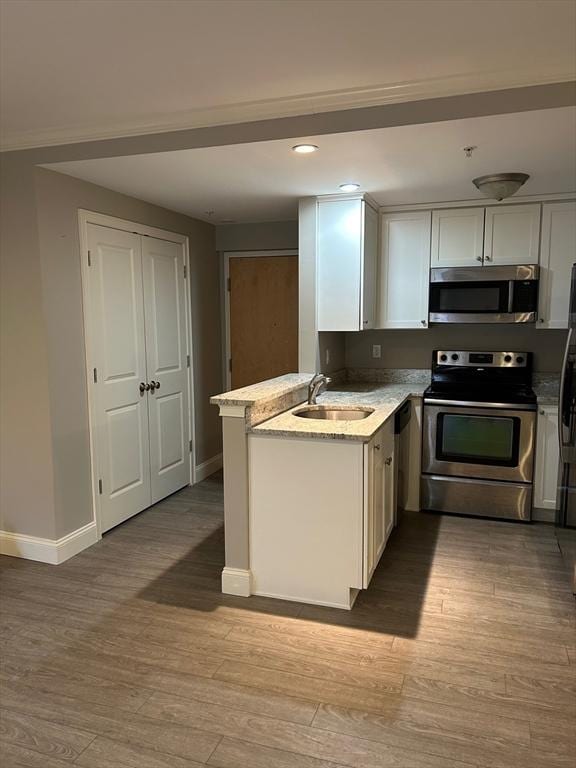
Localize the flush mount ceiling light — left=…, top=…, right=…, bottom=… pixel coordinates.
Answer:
left=472, top=172, right=530, bottom=201
left=339, top=183, right=360, bottom=192
left=292, top=144, right=319, bottom=154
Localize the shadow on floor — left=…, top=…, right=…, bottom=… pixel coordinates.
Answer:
left=128, top=474, right=441, bottom=640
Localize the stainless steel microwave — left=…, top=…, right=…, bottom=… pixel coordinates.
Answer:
left=429, top=265, right=539, bottom=324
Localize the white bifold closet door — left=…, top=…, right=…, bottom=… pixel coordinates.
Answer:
left=87, top=224, right=190, bottom=533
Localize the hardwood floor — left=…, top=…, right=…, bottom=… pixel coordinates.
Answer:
left=1, top=473, right=574, bottom=767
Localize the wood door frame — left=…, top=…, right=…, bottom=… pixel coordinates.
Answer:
left=223, top=249, right=298, bottom=390
left=78, top=210, right=196, bottom=539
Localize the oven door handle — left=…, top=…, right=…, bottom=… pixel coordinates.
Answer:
left=424, top=398, right=536, bottom=411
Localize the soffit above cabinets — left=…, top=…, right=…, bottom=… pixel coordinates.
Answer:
left=44, top=107, right=576, bottom=224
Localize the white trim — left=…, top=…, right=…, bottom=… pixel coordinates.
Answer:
left=252, top=587, right=359, bottom=611
left=77, top=210, right=196, bottom=537
left=221, top=567, right=252, bottom=597
left=532, top=508, right=556, bottom=524
left=0, top=522, right=98, bottom=565
left=223, top=249, right=298, bottom=390
left=218, top=404, right=248, bottom=418
left=2, top=70, right=574, bottom=151
left=379, top=192, right=576, bottom=213
left=195, top=453, right=223, bottom=482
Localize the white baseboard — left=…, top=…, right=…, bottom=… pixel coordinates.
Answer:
left=0, top=521, right=98, bottom=565
left=222, top=567, right=251, bottom=597
left=195, top=452, right=223, bottom=482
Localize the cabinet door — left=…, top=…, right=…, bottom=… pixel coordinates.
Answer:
left=382, top=422, right=396, bottom=542
left=317, top=198, right=363, bottom=331
left=378, top=212, right=431, bottom=329
left=538, top=202, right=576, bottom=329
left=361, top=202, right=378, bottom=330
left=484, top=204, right=541, bottom=265
left=534, top=406, right=560, bottom=509
left=431, top=208, right=484, bottom=267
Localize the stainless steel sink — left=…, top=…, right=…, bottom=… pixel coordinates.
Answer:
left=294, top=406, right=374, bottom=420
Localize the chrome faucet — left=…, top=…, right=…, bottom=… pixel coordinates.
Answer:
left=308, top=373, right=332, bottom=405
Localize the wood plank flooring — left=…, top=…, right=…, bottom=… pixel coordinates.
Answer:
left=1, top=473, right=574, bottom=767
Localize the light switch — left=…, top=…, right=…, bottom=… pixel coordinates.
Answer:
left=372, top=344, right=381, bottom=359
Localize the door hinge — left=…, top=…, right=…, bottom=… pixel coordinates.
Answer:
left=98, top=479, right=103, bottom=495
left=87, top=250, right=92, bottom=266
left=183, top=264, right=187, bottom=278
left=227, top=277, right=231, bottom=292
left=189, top=439, right=193, bottom=453
left=93, top=367, right=98, bottom=383
left=186, top=354, right=190, bottom=368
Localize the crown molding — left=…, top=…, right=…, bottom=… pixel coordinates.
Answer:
left=378, top=191, right=576, bottom=213
left=2, top=69, right=575, bottom=152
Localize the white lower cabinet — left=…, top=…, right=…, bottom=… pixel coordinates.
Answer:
left=364, top=419, right=395, bottom=586
left=248, top=416, right=396, bottom=609
left=534, top=405, right=559, bottom=510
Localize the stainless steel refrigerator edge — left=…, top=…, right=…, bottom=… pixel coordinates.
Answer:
left=556, top=263, right=576, bottom=529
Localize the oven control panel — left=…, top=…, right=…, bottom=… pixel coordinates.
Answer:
left=435, top=351, right=528, bottom=368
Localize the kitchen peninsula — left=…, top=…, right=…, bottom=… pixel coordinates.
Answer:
left=211, top=372, right=426, bottom=609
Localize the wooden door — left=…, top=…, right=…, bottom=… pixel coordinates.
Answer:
left=229, top=255, right=298, bottom=389
left=142, top=236, right=191, bottom=504
left=87, top=224, right=152, bottom=533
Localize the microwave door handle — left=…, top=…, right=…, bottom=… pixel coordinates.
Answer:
left=507, top=281, right=514, bottom=314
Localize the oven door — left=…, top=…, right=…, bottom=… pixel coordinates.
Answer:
left=422, top=403, right=535, bottom=483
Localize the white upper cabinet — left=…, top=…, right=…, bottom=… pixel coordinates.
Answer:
left=378, top=211, right=431, bottom=329
left=484, top=204, right=541, bottom=265
left=431, top=208, right=485, bottom=267
left=538, top=201, right=576, bottom=329
left=317, top=197, right=378, bottom=331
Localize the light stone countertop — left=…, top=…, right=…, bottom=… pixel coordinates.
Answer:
left=210, top=373, right=313, bottom=407
left=251, top=382, right=426, bottom=442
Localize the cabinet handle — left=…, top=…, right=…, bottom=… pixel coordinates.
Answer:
left=385, top=456, right=393, bottom=465
left=485, top=254, right=492, bottom=262
left=374, top=444, right=381, bottom=451
left=421, top=319, right=427, bottom=326
left=540, top=410, right=545, bottom=416
left=476, top=256, right=482, bottom=262
left=539, top=318, right=545, bottom=323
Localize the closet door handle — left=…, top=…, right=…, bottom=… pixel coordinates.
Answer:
left=139, top=382, right=150, bottom=394
left=150, top=380, right=160, bottom=392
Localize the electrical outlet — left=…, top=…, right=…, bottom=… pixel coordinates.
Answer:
left=372, top=344, right=381, bottom=359
left=325, top=348, right=331, bottom=366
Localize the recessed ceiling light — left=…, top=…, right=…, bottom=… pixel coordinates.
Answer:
left=292, top=144, right=319, bottom=154
left=339, top=183, right=360, bottom=192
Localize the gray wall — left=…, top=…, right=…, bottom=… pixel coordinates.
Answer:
left=0, top=160, right=58, bottom=538
left=1, top=164, right=222, bottom=540
left=346, top=326, right=567, bottom=372
left=216, top=220, right=297, bottom=252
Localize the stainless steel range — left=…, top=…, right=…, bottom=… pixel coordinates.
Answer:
left=421, top=350, right=537, bottom=521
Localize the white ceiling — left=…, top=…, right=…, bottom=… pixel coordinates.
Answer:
left=1, top=0, right=575, bottom=149
left=45, top=107, right=576, bottom=223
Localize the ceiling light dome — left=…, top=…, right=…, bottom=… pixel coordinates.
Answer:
left=472, top=172, right=529, bottom=201
left=339, top=183, right=360, bottom=193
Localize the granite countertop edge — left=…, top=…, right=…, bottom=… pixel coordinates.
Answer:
left=210, top=373, right=313, bottom=407
left=250, top=384, right=426, bottom=442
